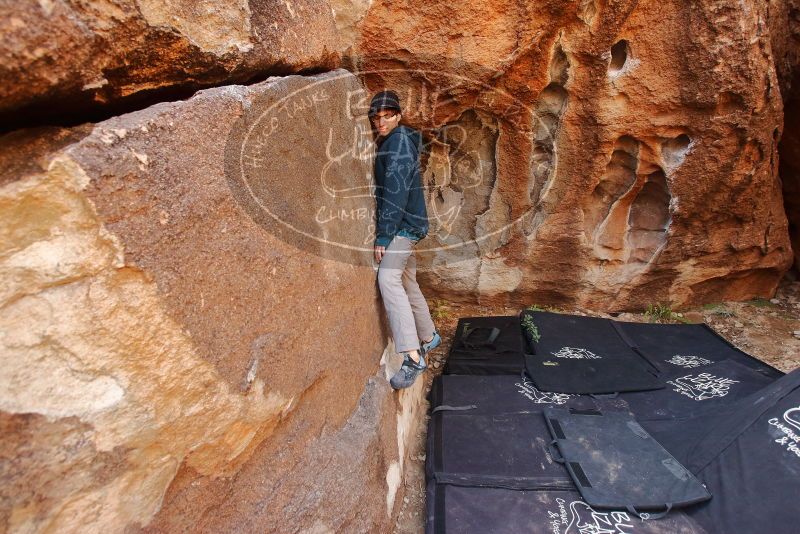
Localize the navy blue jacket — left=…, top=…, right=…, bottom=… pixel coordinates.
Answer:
left=374, top=125, right=429, bottom=247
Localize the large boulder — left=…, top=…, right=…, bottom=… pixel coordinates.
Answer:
left=349, top=0, right=793, bottom=310
left=770, top=0, right=800, bottom=269
left=0, top=0, right=342, bottom=128
left=0, top=70, right=424, bottom=533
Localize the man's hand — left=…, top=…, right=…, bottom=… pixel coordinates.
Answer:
left=374, top=245, right=386, bottom=263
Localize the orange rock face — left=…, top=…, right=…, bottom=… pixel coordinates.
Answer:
left=352, top=0, right=794, bottom=310
left=2, top=2, right=799, bottom=533
left=0, top=71, right=423, bottom=533
left=0, top=0, right=341, bottom=129
left=770, top=0, right=800, bottom=269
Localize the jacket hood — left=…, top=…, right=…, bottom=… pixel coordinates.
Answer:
left=382, top=124, right=422, bottom=152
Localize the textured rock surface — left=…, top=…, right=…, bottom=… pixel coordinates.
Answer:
left=2, top=2, right=798, bottom=533
left=0, top=0, right=341, bottom=127
left=781, top=94, right=800, bottom=269
left=351, top=0, right=794, bottom=311
left=0, top=70, right=422, bottom=533
left=770, top=0, right=800, bottom=268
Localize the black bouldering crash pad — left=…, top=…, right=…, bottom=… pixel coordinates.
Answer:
left=522, top=311, right=663, bottom=394
left=428, top=373, right=630, bottom=416
left=426, top=410, right=572, bottom=490
left=621, top=358, right=776, bottom=421
left=543, top=407, right=711, bottom=513
left=425, top=485, right=707, bottom=533
left=444, top=316, right=525, bottom=375
left=681, top=369, right=800, bottom=533
left=617, top=320, right=782, bottom=379
left=425, top=313, right=796, bottom=534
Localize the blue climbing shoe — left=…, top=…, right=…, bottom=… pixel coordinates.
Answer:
left=390, top=353, right=427, bottom=389
left=420, top=330, right=441, bottom=355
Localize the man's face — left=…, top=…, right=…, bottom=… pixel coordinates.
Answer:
left=371, top=109, right=401, bottom=136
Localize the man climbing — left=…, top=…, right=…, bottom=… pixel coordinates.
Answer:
left=369, top=89, right=441, bottom=389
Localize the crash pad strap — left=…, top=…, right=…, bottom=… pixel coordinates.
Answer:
left=432, top=472, right=573, bottom=491
left=431, top=405, right=477, bottom=413
left=545, top=407, right=711, bottom=511
left=461, top=326, right=501, bottom=350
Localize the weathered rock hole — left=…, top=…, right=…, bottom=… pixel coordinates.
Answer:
left=431, top=109, right=498, bottom=241
left=528, top=42, right=571, bottom=212
left=585, top=136, right=640, bottom=238
left=538, top=83, right=568, bottom=118
left=592, top=137, right=639, bottom=204
left=716, top=91, right=745, bottom=114
left=627, top=170, right=671, bottom=262
left=550, top=45, right=570, bottom=86
left=608, top=40, right=629, bottom=75
left=661, top=134, right=691, bottom=168
left=529, top=80, right=568, bottom=208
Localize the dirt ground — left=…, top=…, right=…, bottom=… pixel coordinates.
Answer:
left=392, top=277, right=800, bottom=533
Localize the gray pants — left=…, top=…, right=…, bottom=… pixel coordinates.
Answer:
left=377, top=235, right=436, bottom=353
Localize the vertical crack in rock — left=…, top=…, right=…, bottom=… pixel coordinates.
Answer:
left=588, top=136, right=674, bottom=268
left=627, top=170, right=672, bottom=262
left=419, top=109, right=499, bottom=292
left=439, top=109, right=498, bottom=245
left=585, top=135, right=640, bottom=239
left=475, top=130, right=512, bottom=258
left=528, top=42, right=570, bottom=213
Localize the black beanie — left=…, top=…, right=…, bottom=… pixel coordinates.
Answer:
left=368, top=90, right=402, bottom=117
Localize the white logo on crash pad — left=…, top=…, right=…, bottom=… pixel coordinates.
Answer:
left=552, top=347, right=601, bottom=360
left=567, top=500, right=634, bottom=534
left=768, top=406, right=800, bottom=459
left=515, top=376, right=573, bottom=405
left=546, top=497, right=634, bottom=534
left=667, top=373, right=738, bottom=401
left=786, top=407, right=800, bottom=432
left=666, top=355, right=712, bottom=368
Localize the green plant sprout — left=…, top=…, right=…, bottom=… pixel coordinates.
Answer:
left=521, top=313, right=541, bottom=343
left=748, top=298, right=776, bottom=308
left=644, top=303, right=687, bottom=323
left=703, top=303, right=736, bottom=317
left=525, top=303, right=560, bottom=313
left=431, top=299, right=451, bottom=320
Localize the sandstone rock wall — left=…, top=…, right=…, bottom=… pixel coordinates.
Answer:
left=2, top=1, right=799, bottom=532
left=770, top=0, right=800, bottom=269
left=350, top=0, right=795, bottom=310
left=0, top=0, right=341, bottom=129
left=0, top=70, right=421, bottom=533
